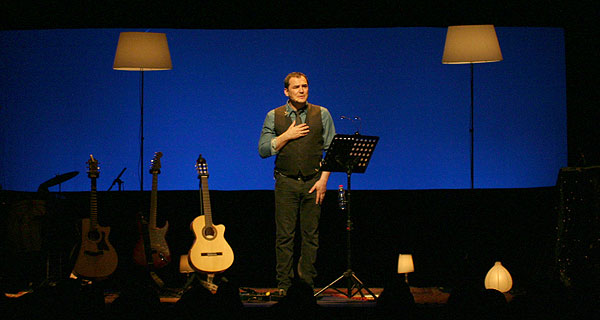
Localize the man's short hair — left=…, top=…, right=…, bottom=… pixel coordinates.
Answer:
left=284, top=72, right=308, bottom=88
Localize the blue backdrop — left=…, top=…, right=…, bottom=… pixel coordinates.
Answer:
left=0, top=27, right=566, bottom=192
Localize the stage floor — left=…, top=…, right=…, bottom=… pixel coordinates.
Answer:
left=6, top=285, right=450, bottom=306
left=102, top=286, right=450, bottom=307
left=5, top=285, right=524, bottom=320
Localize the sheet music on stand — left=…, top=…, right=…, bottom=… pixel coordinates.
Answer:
left=322, top=134, right=379, bottom=174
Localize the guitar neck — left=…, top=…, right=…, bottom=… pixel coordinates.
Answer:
left=149, top=173, right=158, bottom=228
left=90, top=178, right=98, bottom=227
left=200, top=176, right=213, bottom=227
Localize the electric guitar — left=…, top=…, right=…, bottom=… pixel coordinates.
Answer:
left=188, top=154, right=234, bottom=273
left=133, top=151, right=171, bottom=269
left=72, top=155, right=118, bottom=279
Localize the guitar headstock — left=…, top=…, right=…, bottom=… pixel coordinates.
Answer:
left=87, top=154, right=99, bottom=179
left=150, top=151, right=163, bottom=174
left=195, top=154, right=209, bottom=178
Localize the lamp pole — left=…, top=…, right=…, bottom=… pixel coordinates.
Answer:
left=470, top=63, right=474, bottom=189
left=140, top=70, right=144, bottom=192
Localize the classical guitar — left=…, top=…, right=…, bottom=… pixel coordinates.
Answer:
left=72, top=155, right=118, bottom=279
left=133, top=151, right=171, bottom=269
left=188, top=154, right=234, bottom=273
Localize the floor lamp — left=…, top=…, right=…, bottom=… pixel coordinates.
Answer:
left=113, top=32, right=172, bottom=192
left=442, top=25, right=502, bottom=189
left=397, top=254, right=414, bottom=284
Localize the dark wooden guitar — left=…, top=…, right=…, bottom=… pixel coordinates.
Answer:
left=188, top=154, right=234, bottom=273
left=133, top=151, right=171, bottom=269
left=72, top=155, right=118, bottom=279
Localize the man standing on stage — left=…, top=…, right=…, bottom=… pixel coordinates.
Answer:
left=258, top=72, right=336, bottom=295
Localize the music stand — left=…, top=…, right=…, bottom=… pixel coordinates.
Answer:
left=314, top=133, right=379, bottom=299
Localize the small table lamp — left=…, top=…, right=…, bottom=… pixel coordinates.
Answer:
left=397, top=254, right=415, bottom=284
left=484, top=261, right=513, bottom=293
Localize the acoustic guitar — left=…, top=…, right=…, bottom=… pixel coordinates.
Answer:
left=188, top=154, right=234, bottom=273
left=133, top=151, right=171, bottom=269
left=72, top=155, right=118, bottom=279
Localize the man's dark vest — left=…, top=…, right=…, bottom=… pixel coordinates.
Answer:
left=274, top=103, right=323, bottom=177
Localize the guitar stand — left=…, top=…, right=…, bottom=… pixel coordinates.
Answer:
left=179, top=272, right=198, bottom=295
left=314, top=134, right=379, bottom=299
left=178, top=254, right=220, bottom=295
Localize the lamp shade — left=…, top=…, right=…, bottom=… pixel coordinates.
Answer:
left=442, top=25, right=503, bottom=64
left=397, top=254, right=415, bottom=274
left=113, top=32, right=172, bottom=71
left=484, top=261, right=513, bottom=293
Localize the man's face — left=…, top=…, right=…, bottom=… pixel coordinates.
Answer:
left=284, top=76, right=309, bottom=106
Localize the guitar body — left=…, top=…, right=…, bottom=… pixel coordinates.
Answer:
left=73, top=218, right=118, bottom=279
left=133, top=221, right=171, bottom=269
left=188, top=215, right=234, bottom=273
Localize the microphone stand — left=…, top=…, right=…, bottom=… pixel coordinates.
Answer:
left=108, top=167, right=127, bottom=191
left=340, top=115, right=362, bottom=135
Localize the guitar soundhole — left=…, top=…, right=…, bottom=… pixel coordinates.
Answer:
left=88, top=229, right=101, bottom=241
left=202, top=226, right=217, bottom=240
